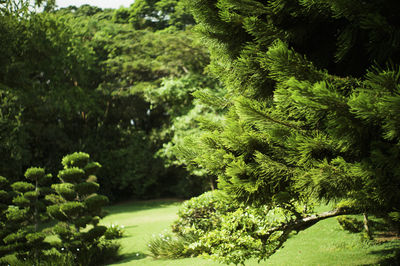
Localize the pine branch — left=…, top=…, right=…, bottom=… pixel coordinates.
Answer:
left=266, top=208, right=353, bottom=238
left=236, top=97, right=302, bottom=130
left=258, top=207, right=357, bottom=258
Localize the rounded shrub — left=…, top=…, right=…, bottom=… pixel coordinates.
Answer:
left=58, top=168, right=85, bottom=183
left=24, top=167, right=45, bottom=181
left=172, top=190, right=236, bottom=238
left=52, top=183, right=76, bottom=201
left=11, top=182, right=35, bottom=193
left=61, top=152, right=90, bottom=169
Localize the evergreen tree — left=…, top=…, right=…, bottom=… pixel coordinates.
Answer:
left=46, top=152, right=109, bottom=265
left=0, top=176, right=11, bottom=258
left=0, top=168, right=52, bottom=262
left=180, top=0, right=400, bottom=263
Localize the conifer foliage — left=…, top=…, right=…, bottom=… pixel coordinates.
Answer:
left=0, top=152, right=116, bottom=265
left=0, top=168, right=52, bottom=262
left=180, top=0, right=400, bottom=263
left=46, top=152, right=110, bottom=265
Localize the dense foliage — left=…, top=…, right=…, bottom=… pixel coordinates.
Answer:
left=2, top=0, right=400, bottom=264
left=0, top=152, right=120, bottom=265
left=0, top=0, right=218, bottom=201
left=168, top=0, right=400, bottom=263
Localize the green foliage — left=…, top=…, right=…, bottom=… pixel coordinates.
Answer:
left=1, top=0, right=217, bottom=201
left=148, top=232, right=194, bottom=259
left=127, top=0, right=194, bottom=30
left=85, top=195, right=109, bottom=212
left=104, top=224, right=125, bottom=240
left=151, top=191, right=309, bottom=264
left=1, top=167, right=54, bottom=261
left=58, top=168, right=85, bottom=183
left=11, top=182, right=35, bottom=193
left=172, top=0, right=400, bottom=262
left=337, top=216, right=364, bottom=233
left=75, top=238, right=121, bottom=266
left=51, top=183, right=75, bottom=201
left=171, top=191, right=235, bottom=238
left=24, top=167, right=45, bottom=181
left=75, top=182, right=99, bottom=196
left=61, top=152, right=90, bottom=169
left=45, top=152, right=117, bottom=265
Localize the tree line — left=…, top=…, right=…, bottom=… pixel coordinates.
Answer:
left=0, top=0, right=218, bottom=201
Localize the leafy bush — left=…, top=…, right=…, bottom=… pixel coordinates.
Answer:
left=147, top=232, right=193, bottom=259
left=150, top=190, right=305, bottom=264
left=337, top=216, right=364, bottom=233
left=149, top=191, right=232, bottom=259
left=74, top=239, right=121, bottom=266
left=61, top=152, right=90, bottom=169
left=104, top=224, right=125, bottom=240
left=171, top=190, right=236, bottom=239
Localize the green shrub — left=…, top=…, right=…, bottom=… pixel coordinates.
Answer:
left=52, top=183, right=76, bottom=201
left=171, top=190, right=236, bottom=238
left=11, top=182, right=35, bottom=193
left=104, top=224, right=125, bottom=240
left=150, top=190, right=297, bottom=264
left=77, top=239, right=121, bottom=266
left=46, top=152, right=120, bottom=266
left=0, top=152, right=121, bottom=265
left=58, top=168, right=85, bottom=183
left=337, top=216, right=364, bottom=233
left=148, top=232, right=194, bottom=259
left=149, top=191, right=234, bottom=259
left=24, top=167, right=45, bottom=181
left=61, top=152, right=90, bottom=169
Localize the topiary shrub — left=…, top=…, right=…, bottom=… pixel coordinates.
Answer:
left=46, top=152, right=118, bottom=266
left=1, top=168, right=53, bottom=263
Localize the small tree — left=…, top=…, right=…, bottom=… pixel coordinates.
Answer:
left=0, top=176, right=11, bottom=258
left=46, top=152, right=109, bottom=265
left=0, top=168, right=52, bottom=262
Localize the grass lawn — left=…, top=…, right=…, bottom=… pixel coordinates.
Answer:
left=103, top=200, right=400, bottom=266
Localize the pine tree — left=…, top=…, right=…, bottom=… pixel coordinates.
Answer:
left=0, top=168, right=52, bottom=262
left=0, top=176, right=11, bottom=258
left=180, top=0, right=400, bottom=262
left=46, top=152, right=109, bottom=265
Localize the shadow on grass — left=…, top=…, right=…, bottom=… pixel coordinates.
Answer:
left=105, top=199, right=183, bottom=216
left=112, top=251, right=148, bottom=265
left=363, top=240, right=400, bottom=266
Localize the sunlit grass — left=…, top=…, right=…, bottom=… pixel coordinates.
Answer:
left=103, top=200, right=400, bottom=265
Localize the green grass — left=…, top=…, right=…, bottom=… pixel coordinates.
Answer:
left=103, top=200, right=400, bottom=265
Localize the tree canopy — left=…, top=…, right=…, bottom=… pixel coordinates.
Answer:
left=0, top=0, right=216, bottom=200
left=174, top=0, right=400, bottom=263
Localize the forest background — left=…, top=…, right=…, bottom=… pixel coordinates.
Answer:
left=0, top=0, right=217, bottom=202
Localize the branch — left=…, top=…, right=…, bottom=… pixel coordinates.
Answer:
left=275, top=208, right=351, bottom=233
left=259, top=208, right=356, bottom=259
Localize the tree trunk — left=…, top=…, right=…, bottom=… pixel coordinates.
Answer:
left=363, top=213, right=373, bottom=239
